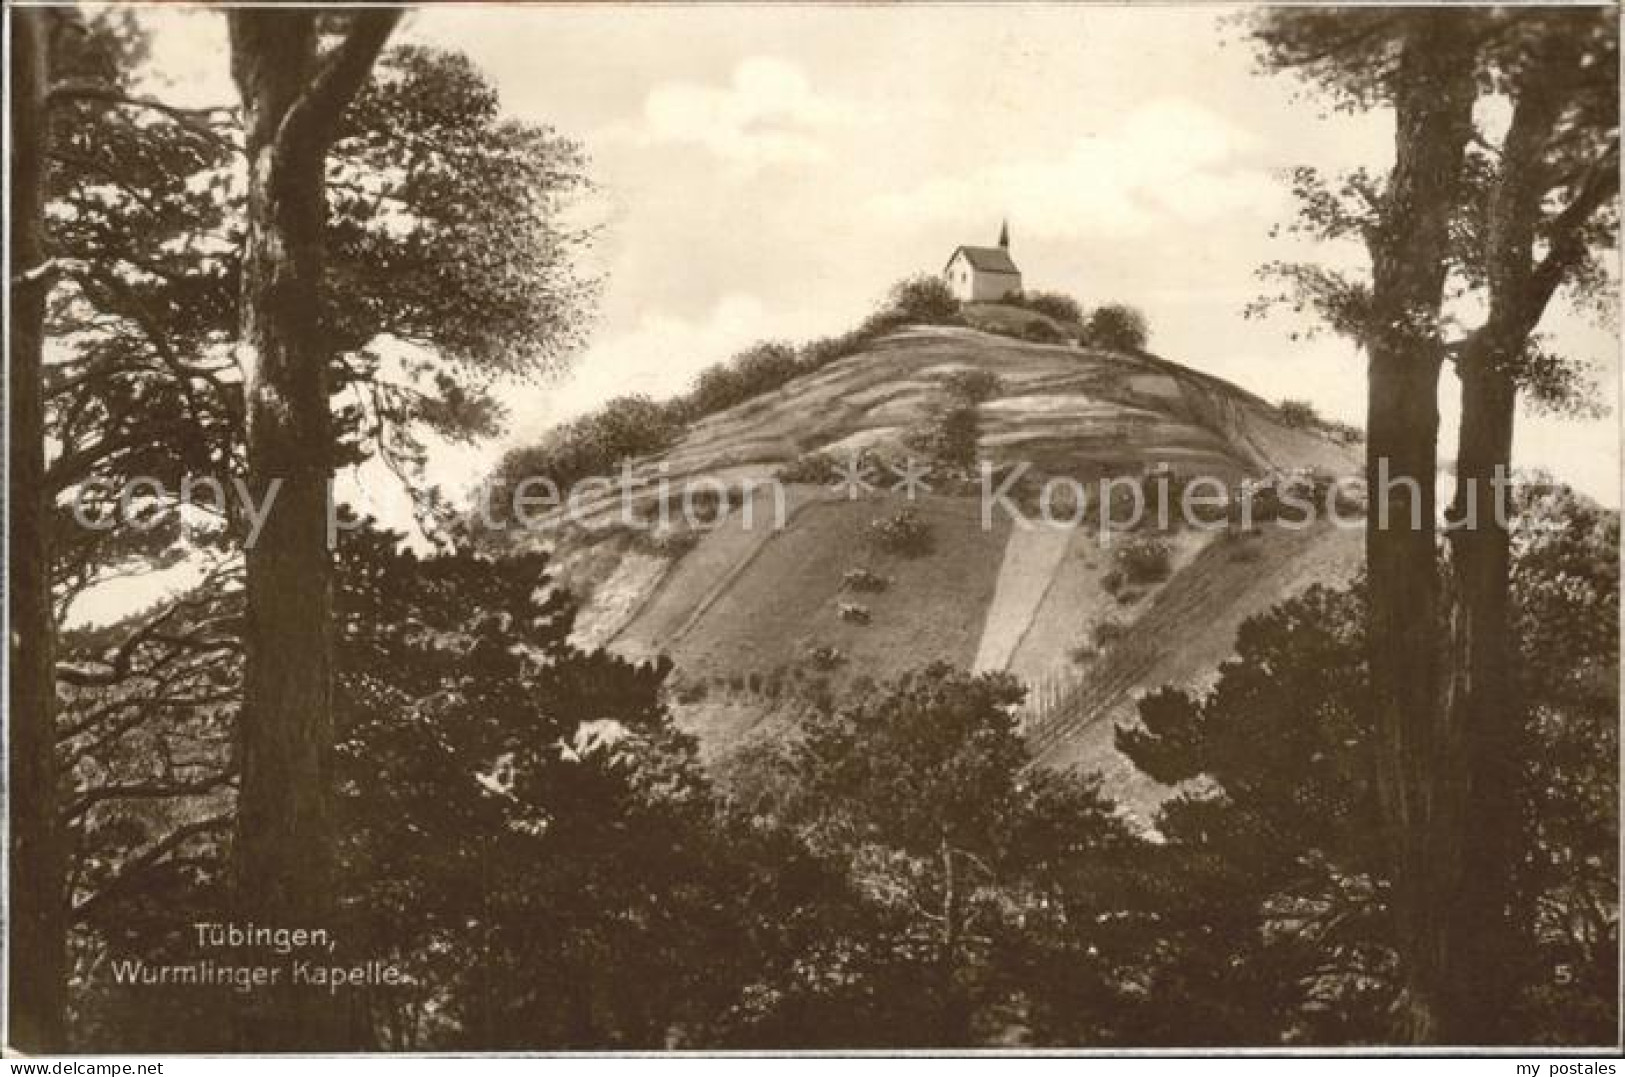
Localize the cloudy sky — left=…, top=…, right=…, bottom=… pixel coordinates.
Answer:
left=142, top=3, right=1618, bottom=505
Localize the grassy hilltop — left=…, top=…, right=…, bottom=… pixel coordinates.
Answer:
left=502, top=313, right=1364, bottom=813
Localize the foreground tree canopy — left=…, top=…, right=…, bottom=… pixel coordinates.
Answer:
left=55, top=489, right=1617, bottom=1049
left=1248, top=4, right=1618, bottom=1042
left=14, top=8, right=595, bottom=1051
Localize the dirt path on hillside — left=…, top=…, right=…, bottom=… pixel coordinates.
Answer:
left=972, top=524, right=1074, bottom=673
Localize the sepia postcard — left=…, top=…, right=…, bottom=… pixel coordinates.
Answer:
left=3, top=0, right=1620, bottom=1059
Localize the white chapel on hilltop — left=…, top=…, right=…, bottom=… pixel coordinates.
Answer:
left=943, top=221, right=1023, bottom=303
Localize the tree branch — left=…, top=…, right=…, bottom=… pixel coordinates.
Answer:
left=1527, top=139, right=1620, bottom=319
left=54, top=583, right=231, bottom=691
left=47, top=148, right=169, bottom=214
left=71, top=814, right=232, bottom=923
left=64, top=767, right=238, bottom=822
left=277, top=10, right=402, bottom=154
left=45, top=80, right=237, bottom=151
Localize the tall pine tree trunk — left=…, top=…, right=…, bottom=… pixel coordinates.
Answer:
left=1442, top=350, right=1521, bottom=1042
left=1360, top=13, right=1476, bottom=1044
left=1365, top=342, right=1450, bottom=1044
left=7, top=8, right=69, bottom=1053
left=226, top=10, right=397, bottom=1049
left=1438, top=47, right=1573, bottom=1039
left=230, top=13, right=336, bottom=1048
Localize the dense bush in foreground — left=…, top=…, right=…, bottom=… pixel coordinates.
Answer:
left=61, top=489, right=1617, bottom=1049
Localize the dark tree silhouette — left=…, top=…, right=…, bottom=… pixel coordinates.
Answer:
left=8, top=7, right=68, bottom=1052
left=1440, top=15, right=1617, bottom=1030
left=225, top=9, right=400, bottom=1048
left=1249, top=7, right=1618, bottom=1040
left=1250, top=9, right=1481, bottom=1041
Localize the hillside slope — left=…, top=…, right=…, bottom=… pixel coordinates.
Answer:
left=512, top=323, right=1364, bottom=808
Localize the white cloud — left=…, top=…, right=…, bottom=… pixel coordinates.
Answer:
left=868, top=99, right=1280, bottom=239
left=607, top=57, right=853, bottom=171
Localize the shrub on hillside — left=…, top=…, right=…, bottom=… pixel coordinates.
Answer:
left=1101, top=567, right=1147, bottom=604
left=675, top=486, right=734, bottom=523
left=487, top=394, right=682, bottom=514
left=1330, top=475, right=1367, bottom=517
left=1091, top=617, right=1130, bottom=649
left=885, top=274, right=962, bottom=324
left=733, top=339, right=803, bottom=389
left=1023, top=291, right=1085, bottom=325
left=1021, top=319, right=1069, bottom=345
left=1273, top=399, right=1363, bottom=446
left=684, top=340, right=803, bottom=418
left=645, top=526, right=700, bottom=557
left=1324, top=419, right=1363, bottom=444
left=1114, top=534, right=1174, bottom=585
left=777, top=450, right=841, bottom=485
left=905, top=402, right=980, bottom=471
left=779, top=448, right=887, bottom=487
left=801, top=330, right=869, bottom=369
left=1082, top=303, right=1150, bottom=352
left=1277, top=398, right=1320, bottom=429
left=841, top=567, right=890, bottom=593
left=868, top=507, right=934, bottom=557
left=942, top=368, right=1003, bottom=404
left=1136, top=464, right=1219, bottom=529
left=805, top=644, right=847, bottom=671
left=1236, top=470, right=1327, bottom=527
left=1000, top=290, right=1085, bottom=326
left=837, top=602, right=873, bottom=625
